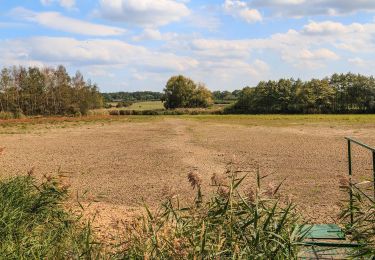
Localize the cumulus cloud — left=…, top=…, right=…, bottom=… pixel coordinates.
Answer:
left=223, top=0, right=262, bottom=23
left=302, top=21, right=364, bottom=35
left=11, top=7, right=125, bottom=36
left=98, top=0, right=190, bottom=27
left=178, top=19, right=375, bottom=69
left=40, top=0, right=76, bottom=9
left=251, top=0, right=375, bottom=17
left=0, top=37, right=199, bottom=73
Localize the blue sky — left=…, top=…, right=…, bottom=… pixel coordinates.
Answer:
left=1, top=0, right=375, bottom=92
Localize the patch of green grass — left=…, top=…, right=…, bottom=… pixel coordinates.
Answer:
left=181, top=114, right=375, bottom=127
left=123, top=101, right=165, bottom=111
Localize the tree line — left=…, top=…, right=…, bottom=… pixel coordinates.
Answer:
left=212, top=90, right=241, bottom=102
left=102, top=91, right=163, bottom=102
left=231, top=73, right=375, bottom=114
left=0, top=65, right=103, bottom=117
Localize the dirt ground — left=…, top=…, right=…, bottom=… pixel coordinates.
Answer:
left=1, top=116, right=375, bottom=239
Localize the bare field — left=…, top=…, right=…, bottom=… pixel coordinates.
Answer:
left=1, top=115, right=375, bottom=237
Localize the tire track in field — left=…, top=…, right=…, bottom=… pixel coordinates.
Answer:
left=162, top=118, right=227, bottom=190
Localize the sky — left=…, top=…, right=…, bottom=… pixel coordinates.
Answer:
left=1, top=0, right=375, bottom=92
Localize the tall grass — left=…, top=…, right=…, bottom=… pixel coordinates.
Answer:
left=340, top=178, right=375, bottom=258
left=115, top=165, right=304, bottom=259
left=0, top=173, right=103, bottom=259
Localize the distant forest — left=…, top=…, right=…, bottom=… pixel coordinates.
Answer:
left=0, top=65, right=103, bottom=117
left=102, top=91, right=163, bottom=102
left=102, top=90, right=241, bottom=103
left=1, top=66, right=375, bottom=117
left=231, top=73, right=375, bottom=114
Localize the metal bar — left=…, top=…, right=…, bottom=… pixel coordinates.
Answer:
left=345, top=137, right=375, bottom=152
left=347, top=140, right=354, bottom=226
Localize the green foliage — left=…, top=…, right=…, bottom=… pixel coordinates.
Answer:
left=0, top=66, right=103, bottom=116
left=340, top=179, right=375, bottom=258
left=0, top=111, right=14, bottom=120
left=116, top=166, right=303, bottom=259
left=212, top=90, right=240, bottom=102
left=230, top=73, right=375, bottom=114
left=163, top=75, right=213, bottom=109
left=0, top=174, right=102, bottom=259
left=102, top=91, right=163, bottom=102
left=116, top=101, right=133, bottom=108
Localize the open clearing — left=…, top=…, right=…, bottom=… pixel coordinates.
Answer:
left=1, top=115, right=375, bottom=238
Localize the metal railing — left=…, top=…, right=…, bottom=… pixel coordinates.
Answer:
left=345, top=137, right=375, bottom=226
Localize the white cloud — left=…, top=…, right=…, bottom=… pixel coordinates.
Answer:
left=223, top=0, right=262, bottom=23
left=181, top=18, right=375, bottom=71
left=11, top=7, right=125, bottom=36
left=132, top=29, right=163, bottom=41
left=348, top=57, right=367, bottom=67
left=98, top=0, right=190, bottom=27
left=251, top=0, right=375, bottom=17
left=60, top=0, right=75, bottom=9
left=0, top=37, right=199, bottom=73
left=302, top=21, right=364, bottom=35
left=40, top=0, right=76, bottom=9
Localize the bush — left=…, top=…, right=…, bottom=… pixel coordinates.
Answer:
left=12, top=108, right=25, bottom=119
left=0, top=111, right=14, bottom=120
left=0, top=174, right=102, bottom=258
left=116, top=165, right=304, bottom=259
left=116, top=101, right=133, bottom=108
left=109, top=110, right=120, bottom=115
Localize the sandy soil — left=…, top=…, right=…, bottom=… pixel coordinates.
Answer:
left=1, top=117, right=375, bottom=239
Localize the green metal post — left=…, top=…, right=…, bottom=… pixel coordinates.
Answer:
left=348, top=140, right=354, bottom=226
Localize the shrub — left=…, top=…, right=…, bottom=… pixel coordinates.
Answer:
left=0, top=111, right=14, bottom=120
left=12, top=108, right=25, bottom=119
left=104, top=103, right=113, bottom=109
left=116, top=165, right=304, bottom=259
left=141, top=110, right=159, bottom=115
left=116, top=101, right=133, bottom=108
left=119, top=110, right=131, bottom=115
left=109, top=110, right=120, bottom=115
left=0, top=174, right=102, bottom=258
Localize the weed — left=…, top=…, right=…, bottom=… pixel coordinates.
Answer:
left=0, top=174, right=103, bottom=259
left=116, top=165, right=304, bottom=259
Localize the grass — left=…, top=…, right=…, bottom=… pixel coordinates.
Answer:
left=1, top=164, right=372, bottom=258
left=2, top=113, right=375, bottom=134
left=0, top=173, right=103, bottom=259
left=120, top=101, right=165, bottom=111
left=182, top=114, right=375, bottom=127
left=340, top=178, right=375, bottom=258
left=0, top=114, right=160, bottom=134
left=0, top=164, right=306, bottom=259
left=115, top=164, right=305, bottom=259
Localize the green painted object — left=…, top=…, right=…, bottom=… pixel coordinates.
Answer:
left=301, top=224, right=345, bottom=240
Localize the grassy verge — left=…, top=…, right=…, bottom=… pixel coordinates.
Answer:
left=181, top=114, right=375, bottom=127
